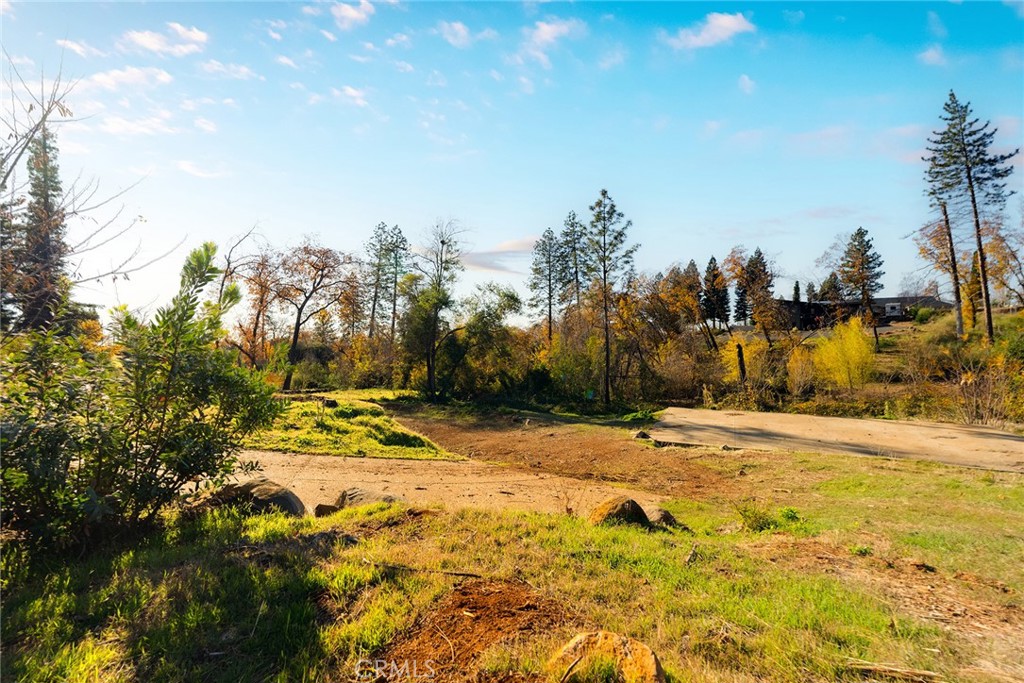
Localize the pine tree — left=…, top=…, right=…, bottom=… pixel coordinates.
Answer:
left=733, top=284, right=748, bottom=325
left=806, top=282, right=817, bottom=303
left=364, top=222, right=390, bottom=339
left=818, top=272, right=843, bottom=302
left=924, top=91, right=1019, bottom=342
left=792, top=281, right=801, bottom=303
left=702, top=256, right=730, bottom=328
left=837, top=227, right=885, bottom=348
left=557, top=211, right=588, bottom=310
left=586, top=189, right=638, bottom=406
left=527, top=227, right=562, bottom=346
left=744, top=248, right=778, bottom=344
left=9, top=126, right=68, bottom=330
left=385, top=225, right=409, bottom=343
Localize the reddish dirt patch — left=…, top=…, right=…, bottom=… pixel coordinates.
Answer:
left=381, top=579, right=568, bottom=682
left=392, top=410, right=732, bottom=500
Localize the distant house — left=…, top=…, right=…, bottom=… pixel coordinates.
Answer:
left=779, top=295, right=953, bottom=330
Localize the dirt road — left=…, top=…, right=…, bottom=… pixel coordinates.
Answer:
left=239, top=450, right=665, bottom=515
left=649, top=408, right=1024, bottom=472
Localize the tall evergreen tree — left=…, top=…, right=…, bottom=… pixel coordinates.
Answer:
left=364, top=222, right=390, bottom=339
left=733, top=284, right=748, bottom=325
left=744, top=248, right=778, bottom=344
left=792, top=281, right=801, bottom=303
left=924, top=91, right=1019, bottom=342
left=586, top=189, right=638, bottom=407
left=385, top=225, right=409, bottom=343
left=837, top=227, right=885, bottom=349
left=557, top=210, right=588, bottom=310
left=701, top=256, right=730, bottom=328
left=7, top=126, right=68, bottom=330
left=527, top=227, right=562, bottom=345
left=805, top=281, right=817, bottom=303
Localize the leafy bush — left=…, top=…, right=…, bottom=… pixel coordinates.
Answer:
left=735, top=503, right=779, bottom=532
left=0, top=244, right=282, bottom=551
left=814, top=317, right=875, bottom=391
left=913, top=306, right=937, bottom=325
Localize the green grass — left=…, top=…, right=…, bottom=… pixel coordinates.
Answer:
left=3, top=499, right=969, bottom=683
left=244, top=391, right=457, bottom=460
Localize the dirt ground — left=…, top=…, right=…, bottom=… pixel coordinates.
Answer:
left=649, top=408, right=1024, bottom=472
left=239, top=450, right=666, bottom=517
left=242, top=407, right=1023, bottom=682
left=381, top=579, right=567, bottom=683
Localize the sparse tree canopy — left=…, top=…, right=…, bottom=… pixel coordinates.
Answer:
left=528, top=227, right=562, bottom=345
left=586, top=189, right=638, bottom=406
left=924, top=90, right=1019, bottom=342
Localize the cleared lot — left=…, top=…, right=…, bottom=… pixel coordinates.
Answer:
left=649, top=407, right=1024, bottom=472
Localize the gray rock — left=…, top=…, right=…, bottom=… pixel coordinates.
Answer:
left=314, top=503, right=341, bottom=518
left=335, top=487, right=404, bottom=509
left=649, top=508, right=691, bottom=531
left=214, top=478, right=306, bottom=516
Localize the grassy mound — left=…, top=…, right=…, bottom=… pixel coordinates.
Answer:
left=244, top=390, right=456, bottom=460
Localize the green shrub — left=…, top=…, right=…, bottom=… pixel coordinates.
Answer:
left=736, top=503, right=779, bottom=532
left=0, top=244, right=282, bottom=552
left=814, top=317, right=875, bottom=391
left=913, top=307, right=936, bottom=324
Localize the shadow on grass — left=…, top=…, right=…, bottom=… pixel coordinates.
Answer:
left=2, top=510, right=338, bottom=683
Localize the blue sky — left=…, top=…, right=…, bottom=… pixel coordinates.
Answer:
left=2, top=1, right=1022, bottom=317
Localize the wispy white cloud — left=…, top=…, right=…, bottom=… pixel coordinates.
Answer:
left=350, top=54, right=372, bottom=63
left=385, top=32, right=410, bottom=48
left=917, top=44, right=947, bottom=66
left=100, top=114, right=177, bottom=136
left=426, top=70, right=447, bottom=87
left=518, top=75, right=534, bottom=94
left=1004, top=0, right=1024, bottom=19
left=789, top=125, right=852, bottom=155
left=394, top=60, right=414, bottom=73
left=201, top=59, right=262, bottom=80
left=86, top=66, right=174, bottom=91
left=783, top=10, right=804, bottom=25
left=332, top=85, right=368, bottom=107
left=121, top=22, right=208, bottom=57
left=927, top=11, right=947, bottom=39
left=194, top=117, right=217, bottom=133
left=180, top=97, right=215, bottom=111
left=302, top=5, right=321, bottom=16
left=276, top=55, right=299, bottom=69
left=9, top=55, right=33, bottom=67
left=738, top=73, right=756, bottom=94
left=268, top=29, right=282, bottom=41
left=177, top=160, right=227, bottom=178
left=598, top=46, right=626, bottom=70
left=489, top=69, right=503, bottom=81
left=61, top=140, right=91, bottom=156
left=331, top=0, right=375, bottom=31
left=661, top=12, right=756, bottom=50
left=437, top=21, right=498, bottom=49
left=702, top=120, right=723, bottom=138
left=56, top=39, right=106, bottom=58
left=320, top=29, right=337, bottom=42
left=515, top=17, right=586, bottom=68
left=0, top=0, right=14, bottom=17
left=463, top=238, right=536, bottom=274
